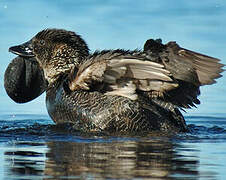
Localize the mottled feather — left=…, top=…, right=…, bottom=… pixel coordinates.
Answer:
left=144, top=39, right=224, bottom=109
left=69, top=50, right=176, bottom=100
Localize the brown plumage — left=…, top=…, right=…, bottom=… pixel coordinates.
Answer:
left=6, top=29, right=224, bottom=133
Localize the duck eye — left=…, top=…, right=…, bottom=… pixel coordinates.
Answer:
left=40, top=40, right=45, bottom=45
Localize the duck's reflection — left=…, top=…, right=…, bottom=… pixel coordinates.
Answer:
left=5, top=138, right=203, bottom=179
left=44, top=138, right=199, bottom=179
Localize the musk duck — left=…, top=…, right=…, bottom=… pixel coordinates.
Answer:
left=6, top=28, right=224, bottom=133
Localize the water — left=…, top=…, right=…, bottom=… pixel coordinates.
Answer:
left=1, top=0, right=226, bottom=179
left=0, top=115, right=226, bottom=179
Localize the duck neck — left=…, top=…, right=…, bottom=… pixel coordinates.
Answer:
left=43, top=60, right=77, bottom=85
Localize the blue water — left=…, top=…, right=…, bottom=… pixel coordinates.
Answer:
left=1, top=0, right=226, bottom=179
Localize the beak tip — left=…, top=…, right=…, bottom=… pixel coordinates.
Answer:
left=8, top=42, right=35, bottom=57
left=8, top=46, right=15, bottom=53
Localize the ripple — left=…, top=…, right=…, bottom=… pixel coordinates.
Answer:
left=0, top=114, right=226, bottom=143
left=0, top=114, right=226, bottom=180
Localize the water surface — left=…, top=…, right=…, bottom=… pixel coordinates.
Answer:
left=1, top=114, right=226, bottom=179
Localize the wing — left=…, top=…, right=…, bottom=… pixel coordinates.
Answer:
left=144, top=39, right=224, bottom=108
left=68, top=50, right=178, bottom=100
left=69, top=40, right=223, bottom=109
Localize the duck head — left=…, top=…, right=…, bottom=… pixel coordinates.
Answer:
left=9, top=29, right=89, bottom=84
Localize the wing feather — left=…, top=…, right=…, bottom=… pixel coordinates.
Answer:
left=69, top=50, right=176, bottom=100
left=177, top=48, right=224, bottom=85
left=144, top=39, right=224, bottom=109
left=108, top=58, right=172, bottom=81
left=69, top=40, right=223, bottom=108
